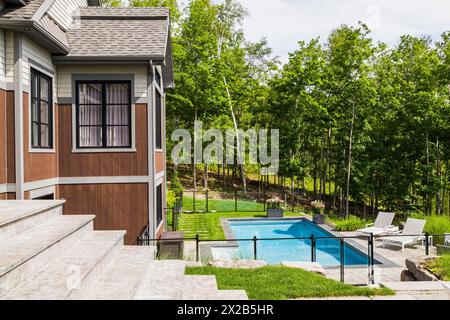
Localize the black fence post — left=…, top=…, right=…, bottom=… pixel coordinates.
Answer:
left=206, top=189, right=209, bottom=213
left=425, top=232, right=429, bottom=256
left=370, top=233, right=375, bottom=284
left=263, top=187, right=266, bottom=212
left=253, top=236, right=258, bottom=260
left=310, top=235, right=316, bottom=262
left=235, top=189, right=238, bottom=212
left=196, top=234, right=200, bottom=262
left=340, top=238, right=345, bottom=283
left=193, top=190, right=196, bottom=213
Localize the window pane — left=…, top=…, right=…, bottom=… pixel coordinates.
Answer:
left=107, top=105, right=129, bottom=125
left=79, top=126, right=102, bottom=147
left=79, top=105, right=102, bottom=125
left=79, top=83, right=102, bottom=104
left=107, top=126, right=130, bottom=147
left=106, top=83, right=129, bottom=104
left=32, top=123, right=39, bottom=147
left=31, top=73, right=38, bottom=99
left=31, top=99, right=38, bottom=123
left=40, top=101, right=49, bottom=125
left=40, top=77, right=49, bottom=101
left=40, top=124, right=49, bottom=148
left=155, top=91, right=162, bottom=149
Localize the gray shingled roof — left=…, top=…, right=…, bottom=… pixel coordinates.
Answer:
left=0, top=0, right=45, bottom=21
left=36, top=13, right=69, bottom=48
left=66, top=8, right=169, bottom=58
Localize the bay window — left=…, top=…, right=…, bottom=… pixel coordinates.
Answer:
left=76, top=81, right=132, bottom=149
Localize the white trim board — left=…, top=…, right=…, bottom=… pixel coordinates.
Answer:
left=1, top=176, right=151, bottom=193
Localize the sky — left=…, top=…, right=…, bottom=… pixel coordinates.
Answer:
left=238, top=0, right=450, bottom=62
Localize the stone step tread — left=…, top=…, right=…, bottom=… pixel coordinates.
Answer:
left=216, top=290, right=248, bottom=300
left=134, top=260, right=189, bottom=300
left=0, top=215, right=95, bottom=277
left=381, top=281, right=450, bottom=291
left=3, top=231, right=125, bottom=300
left=182, top=275, right=218, bottom=300
left=0, top=200, right=65, bottom=227
left=83, top=246, right=157, bottom=300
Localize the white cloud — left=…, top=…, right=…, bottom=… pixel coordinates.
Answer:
left=239, top=0, right=450, bottom=62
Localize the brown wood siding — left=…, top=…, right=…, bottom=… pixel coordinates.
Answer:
left=58, top=104, right=148, bottom=177
left=23, top=93, right=58, bottom=182
left=0, top=89, right=6, bottom=184
left=6, top=91, right=15, bottom=184
left=59, top=183, right=149, bottom=245
left=155, top=150, right=164, bottom=174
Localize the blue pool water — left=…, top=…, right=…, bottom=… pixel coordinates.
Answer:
left=229, top=219, right=374, bottom=266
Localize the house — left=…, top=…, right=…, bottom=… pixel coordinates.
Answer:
left=0, top=0, right=172, bottom=244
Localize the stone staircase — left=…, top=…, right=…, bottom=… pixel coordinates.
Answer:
left=0, top=201, right=247, bottom=300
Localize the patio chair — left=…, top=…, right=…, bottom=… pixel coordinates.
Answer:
left=382, top=218, right=426, bottom=252
left=356, top=212, right=396, bottom=236
left=445, top=234, right=450, bottom=246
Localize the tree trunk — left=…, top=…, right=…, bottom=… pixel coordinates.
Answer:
left=436, top=137, right=441, bottom=215
left=346, top=99, right=356, bottom=219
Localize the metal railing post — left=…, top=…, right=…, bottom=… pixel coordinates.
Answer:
left=370, top=233, right=375, bottom=284
left=196, top=234, right=200, bottom=262
left=340, top=238, right=345, bottom=283
left=310, top=235, right=316, bottom=262
left=193, top=190, right=196, bottom=213
left=253, top=236, right=258, bottom=260
left=235, top=189, right=238, bottom=212
left=425, top=232, right=429, bottom=256
left=206, top=189, right=209, bottom=212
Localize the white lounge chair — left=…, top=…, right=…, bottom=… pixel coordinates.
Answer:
left=382, top=218, right=426, bottom=252
left=356, top=212, right=396, bottom=236
left=444, top=234, right=450, bottom=246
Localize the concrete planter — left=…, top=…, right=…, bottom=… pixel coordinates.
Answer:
left=267, top=208, right=284, bottom=218
left=313, top=214, right=325, bottom=225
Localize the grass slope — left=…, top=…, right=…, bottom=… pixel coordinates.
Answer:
left=182, top=196, right=265, bottom=212
left=426, top=255, right=450, bottom=280
left=186, top=266, right=394, bottom=300
left=178, top=211, right=305, bottom=239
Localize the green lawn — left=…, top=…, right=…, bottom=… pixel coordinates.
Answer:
left=178, top=211, right=305, bottom=239
left=186, top=266, right=394, bottom=300
left=182, top=196, right=265, bottom=212
left=425, top=255, right=450, bottom=280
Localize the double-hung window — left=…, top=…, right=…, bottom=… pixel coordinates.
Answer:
left=156, top=184, right=163, bottom=227
left=155, top=90, right=162, bottom=150
left=31, top=69, right=53, bottom=149
left=76, top=81, right=132, bottom=149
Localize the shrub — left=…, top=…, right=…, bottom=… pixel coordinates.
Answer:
left=410, top=214, right=450, bottom=245
left=425, top=255, right=450, bottom=280
left=330, top=215, right=369, bottom=232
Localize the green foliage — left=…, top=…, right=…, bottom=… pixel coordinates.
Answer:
left=410, top=214, right=450, bottom=245
left=330, top=215, right=369, bottom=232
left=425, top=255, right=450, bottom=280
left=185, top=266, right=394, bottom=299
left=171, top=170, right=183, bottom=196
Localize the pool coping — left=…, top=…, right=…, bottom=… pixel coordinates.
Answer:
left=213, top=216, right=400, bottom=269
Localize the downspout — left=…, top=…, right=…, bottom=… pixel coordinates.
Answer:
left=13, top=32, right=24, bottom=199
left=147, top=61, right=156, bottom=239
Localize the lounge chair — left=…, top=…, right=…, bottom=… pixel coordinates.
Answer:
left=382, top=218, right=426, bottom=252
left=356, top=212, right=396, bottom=236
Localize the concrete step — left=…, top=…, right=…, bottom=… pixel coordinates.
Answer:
left=0, top=215, right=95, bottom=297
left=0, top=200, right=64, bottom=242
left=381, top=281, right=449, bottom=291
left=83, top=246, right=157, bottom=300
left=182, top=275, right=218, bottom=300
left=2, top=231, right=125, bottom=300
left=134, top=260, right=187, bottom=300
left=216, top=290, right=248, bottom=300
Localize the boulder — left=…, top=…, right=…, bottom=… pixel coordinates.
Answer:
left=400, top=270, right=416, bottom=282
left=208, top=260, right=267, bottom=269
left=405, top=256, right=440, bottom=282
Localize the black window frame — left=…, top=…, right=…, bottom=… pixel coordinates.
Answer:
left=31, top=68, right=53, bottom=149
left=75, top=80, right=132, bottom=149
left=156, top=184, right=163, bottom=227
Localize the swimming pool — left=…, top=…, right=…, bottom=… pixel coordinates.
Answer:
left=228, top=219, right=376, bottom=267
